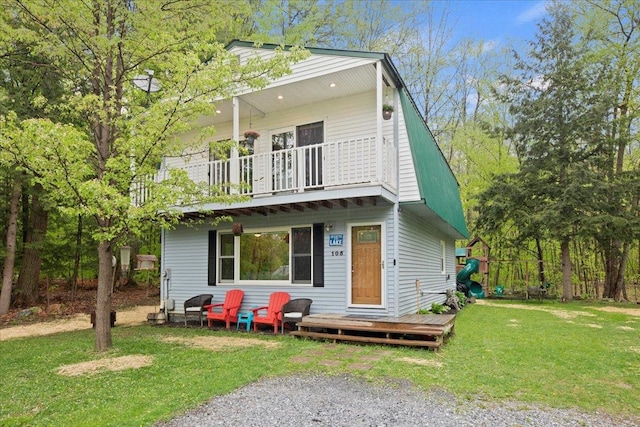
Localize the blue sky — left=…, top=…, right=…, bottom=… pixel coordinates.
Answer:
left=428, top=0, right=548, bottom=47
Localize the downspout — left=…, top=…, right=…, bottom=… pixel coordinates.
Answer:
left=160, top=228, right=165, bottom=304
left=158, top=227, right=168, bottom=324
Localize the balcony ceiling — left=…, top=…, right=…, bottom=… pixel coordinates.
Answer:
left=180, top=194, right=392, bottom=221
left=206, top=63, right=378, bottom=125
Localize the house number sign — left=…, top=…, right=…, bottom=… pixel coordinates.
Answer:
left=329, top=234, right=343, bottom=246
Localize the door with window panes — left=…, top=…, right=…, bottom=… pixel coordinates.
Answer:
left=271, top=122, right=323, bottom=192
left=351, top=225, right=382, bottom=305
left=271, top=127, right=295, bottom=191
left=209, top=140, right=232, bottom=194
left=297, top=121, right=323, bottom=188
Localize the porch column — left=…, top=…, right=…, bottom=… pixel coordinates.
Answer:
left=230, top=96, right=240, bottom=193
left=376, top=61, right=383, bottom=184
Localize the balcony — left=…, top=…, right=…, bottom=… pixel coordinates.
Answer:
left=139, top=136, right=396, bottom=208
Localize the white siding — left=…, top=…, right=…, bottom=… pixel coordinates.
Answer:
left=163, top=205, right=396, bottom=318
left=229, top=46, right=377, bottom=90
left=165, top=91, right=398, bottom=189
left=163, top=205, right=455, bottom=318
left=397, top=209, right=456, bottom=315
left=396, top=102, right=421, bottom=201
left=159, top=47, right=459, bottom=319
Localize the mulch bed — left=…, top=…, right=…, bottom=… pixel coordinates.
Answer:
left=0, top=280, right=158, bottom=327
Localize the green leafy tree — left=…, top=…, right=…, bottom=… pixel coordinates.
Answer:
left=479, top=1, right=611, bottom=301
left=0, top=36, right=68, bottom=308
left=0, top=0, right=306, bottom=351
left=577, top=0, right=640, bottom=300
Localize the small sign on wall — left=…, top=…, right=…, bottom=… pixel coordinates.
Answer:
left=329, top=234, right=344, bottom=246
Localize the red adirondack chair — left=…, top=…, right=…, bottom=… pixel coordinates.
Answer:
left=252, top=292, right=291, bottom=333
left=205, top=289, right=244, bottom=329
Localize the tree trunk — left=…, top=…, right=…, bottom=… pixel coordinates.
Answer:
left=602, top=238, right=628, bottom=300
left=561, top=238, right=572, bottom=301
left=94, top=240, right=114, bottom=352
left=535, top=237, right=545, bottom=285
left=602, top=240, right=616, bottom=298
left=0, top=180, right=22, bottom=315
left=15, top=185, right=48, bottom=306
left=70, top=214, right=83, bottom=301
left=614, top=241, right=630, bottom=302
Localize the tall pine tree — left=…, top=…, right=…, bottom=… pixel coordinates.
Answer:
left=479, top=1, right=609, bottom=300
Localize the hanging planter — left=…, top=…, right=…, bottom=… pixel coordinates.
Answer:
left=243, top=130, right=260, bottom=145
left=382, top=104, right=394, bottom=120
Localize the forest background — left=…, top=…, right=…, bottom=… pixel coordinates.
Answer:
left=1, top=0, right=638, bottom=331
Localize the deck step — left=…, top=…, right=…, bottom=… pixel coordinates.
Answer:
left=296, top=321, right=450, bottom=336
left=290, top=330, right=442, bottom=348
left=291, top=313, right=456, bottom=350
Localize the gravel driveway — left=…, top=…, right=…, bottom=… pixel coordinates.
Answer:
left=156, top=374, right=636, bottom=427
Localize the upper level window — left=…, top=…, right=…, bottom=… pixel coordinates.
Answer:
left=297, top=121, right=323, bottom=147
left=297, top=121, right=323, bottom=187
left=209, top=139, right=232, bottom=161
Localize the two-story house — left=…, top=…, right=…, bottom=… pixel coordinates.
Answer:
left=157, top=41, right=468, bottom=322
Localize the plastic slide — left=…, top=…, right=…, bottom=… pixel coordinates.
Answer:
left=456, top=258, right=479, bottom=283
left=456, top=258, right=485, bottom=298
left=468, top=281, right=485, bottom=298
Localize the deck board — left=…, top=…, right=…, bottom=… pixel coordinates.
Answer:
left=290, top=313, right=456, bottom=350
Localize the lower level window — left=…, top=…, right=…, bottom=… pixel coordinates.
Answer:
left=240, top=231, right=290, bottom=280
left=220, top=226, right=312, bottom=283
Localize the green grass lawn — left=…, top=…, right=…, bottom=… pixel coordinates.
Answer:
left=1, top=300, right=639, bottom=426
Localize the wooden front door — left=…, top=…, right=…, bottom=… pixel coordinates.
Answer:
left=351, top=225, right=382, bottom=305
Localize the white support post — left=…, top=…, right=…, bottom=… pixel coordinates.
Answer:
left=393, top=88, right=400, bottom=191
left=230, top=96, right=240, bottom=193
left=297, top=149, right=305, bottom=192
left=376, top=62, right=384, bottom=184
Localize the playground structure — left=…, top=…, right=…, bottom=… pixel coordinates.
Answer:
left=456, top=237, right=490, bottom=298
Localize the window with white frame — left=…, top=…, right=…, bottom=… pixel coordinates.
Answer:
left=440, top=240, right=447, bottom=275
left=218, top=226, right=314, bottom=284
left=219, top=234, right=235, bottom=282
left=291, top=227, right=312, bottom=283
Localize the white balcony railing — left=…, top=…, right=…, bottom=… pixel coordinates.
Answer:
left=137, top=136, right=396, bottom=205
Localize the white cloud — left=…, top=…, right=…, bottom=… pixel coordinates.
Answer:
left=516, top=1, right=548, bottom=24
left=481, top=39, right=500, bottom=53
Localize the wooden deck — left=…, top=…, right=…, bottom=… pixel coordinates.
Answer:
left=290, top=313, right=456, bottom=350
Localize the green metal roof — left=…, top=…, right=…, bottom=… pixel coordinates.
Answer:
left=400, top=89, right=469, bottom=239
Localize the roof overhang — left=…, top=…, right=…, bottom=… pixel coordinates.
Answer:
left=177, top=185, right=396, bottom=220
left=400, top=199, right=468, bottom=240
left=198, top=41, right=402, bottom=127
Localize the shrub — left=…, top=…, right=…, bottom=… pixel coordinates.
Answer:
left=455, top=291, right=467, bottom=307
left=430, top=302, right=450, bottom=314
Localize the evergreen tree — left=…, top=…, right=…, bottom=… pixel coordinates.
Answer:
left=478, top=1, right=609, bottom=300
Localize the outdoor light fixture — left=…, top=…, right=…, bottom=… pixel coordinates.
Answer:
left=324, top=222, right=334, bottom=232
left=120, top=246, right=131, bottom=273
